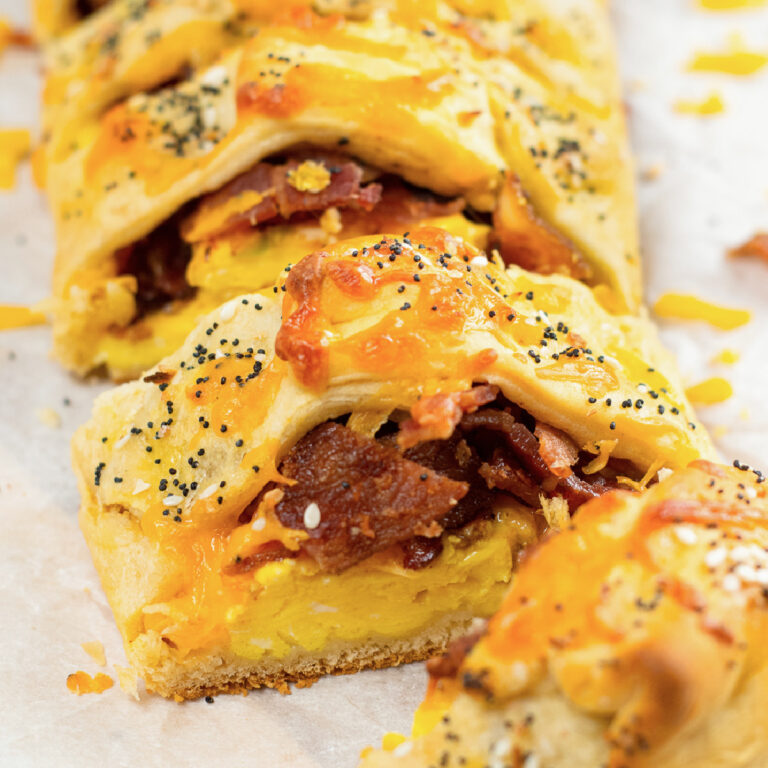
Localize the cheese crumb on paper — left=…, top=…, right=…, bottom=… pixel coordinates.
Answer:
left=81, top=641, right=106, bottom=667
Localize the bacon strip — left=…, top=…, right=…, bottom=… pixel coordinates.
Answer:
left=339, top=181, right=465, bottom=233
left=181, top=156, right=382, bottom=242
left=490, top=174, right=591, bottom=280
left=534, top=422, right=579, bottom=479
left=273, top=423, right=468, bottom=573
left=115, top=216, right=194, bottom=317
left=398, top=385, right=499, bottom=450
left=459, top=408, right=614, bottom=511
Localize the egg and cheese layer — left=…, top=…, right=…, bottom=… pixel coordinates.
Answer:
left=136, top=511, right=536, bottom=664
left=48, top=0, right=638, bottom=377
left=72, top=230, right=711, bottom=695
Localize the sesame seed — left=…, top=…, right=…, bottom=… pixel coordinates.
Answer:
left=303, top=502, right=321, bottom=529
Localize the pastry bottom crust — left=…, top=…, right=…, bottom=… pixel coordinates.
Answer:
left=131, top=614, right=477, bottom=700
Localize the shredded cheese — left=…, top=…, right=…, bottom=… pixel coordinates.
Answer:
left=286, top=160, right=331, bottom=193
left=688, top=34, right=768, bottom=75
left=686, top=376, right=734, bottom=405
left=617, top=458, right=665, bottom=492
left=66, top=671, right=114, bottom=695
left=0, top=304, right=45, bottom=330
left=711, top=348, right=740, bottom=365
left=581, top=439, right=619, bottom=475
left=653, top=293, right=751, bottom=329
left=674, top=92, right=725, bottom=116
left=381, top=733, right=407, bottom=751
left=699, top=0, right=768, bottom=8
left=0, top=129, right=31, bottom=189
left=80, top=641, right=106, bottom=666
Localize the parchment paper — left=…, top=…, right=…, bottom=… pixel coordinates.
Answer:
left=1, top=1, right=767, bottom=765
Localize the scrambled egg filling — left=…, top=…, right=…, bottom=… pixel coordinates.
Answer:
left=227, top=510, right=535, bottom=661
left=141, top=509, right=537, bottom=663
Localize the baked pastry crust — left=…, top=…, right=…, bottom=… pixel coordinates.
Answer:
left=361, top=460, right=768, bottom=768
left=72, top=229, right=712, bottom=698
left=46, top=0, right=639, bottom=376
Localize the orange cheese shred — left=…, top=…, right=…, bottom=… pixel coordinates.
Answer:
left=0, top=18, right=33, bottom=56
left=711, top=348, right=740, bottom=365
left=699, top=0, right=768, bottom=8
left=582, top=439, right=619, bottom=475
left=688, top=35, right=768, bottom=75
left=0, top=129, right=31, bottom=189
left=381, top=733, right=407, bottom=751
left=0, top=304, right=46, bottom=330
left=729, top=232, right=768, bottom=263
left=653, top=293, right=751, bottom=329
left=674, top=92, right=725, bottom=116
left=686, top=376, right=734, bottom=405
left=66, top=671, right=114, bottom=695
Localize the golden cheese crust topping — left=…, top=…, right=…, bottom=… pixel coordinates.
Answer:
left=47, top=0, right=640, bottom=378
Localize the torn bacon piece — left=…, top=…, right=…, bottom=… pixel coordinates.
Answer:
left=398, top=385, right=499, bottom=450
left=459, top=408, right=614, bottom=511
left=490, top=174, right=591, bottom=280
left=479, top=451, right=541, bottom=508
left=402, top=536, right=444, bottom=569
left=729, top=232, right=768, bottom=264
left=181, top=156, right=382, bottom=242
left=403, top=433, right=494, bottom=530
left=115, top=216, right=194, bottom=317
left=273, top=423, right=468, bottom=573
left=340, top=180, right=465, bottom=233
left=534, top=422, right=579, bottom=479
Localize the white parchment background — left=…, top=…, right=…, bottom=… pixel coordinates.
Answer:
left=0, top=1, right=767, bottom=765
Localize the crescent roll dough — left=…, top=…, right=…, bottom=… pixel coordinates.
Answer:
left=46, top=0, right=639, bottom=378
left=72, top=229, right=712, bottom=699
left=361, top=460, right=768, bottom=768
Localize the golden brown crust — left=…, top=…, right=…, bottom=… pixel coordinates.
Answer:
left=72, top=230, right=710, bottom=701
left=137, top=622, right=474, bottom=700
left=46, top=0, right=639, bottom=376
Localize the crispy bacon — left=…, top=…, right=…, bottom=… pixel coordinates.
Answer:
left=340, top=180, right=465, bottom=233
left=534, top=422, right=579, bottom=479
left=458, top=408, right=614, bottom=511
left=115, top=216, right=194, bottom=317
left=402, top=536, right=444, bottom=569
left=235, top=393, right=635, bottom=576
left=273, top=423, right=468, bottom=573
left=182, top=156, right=382, bottom=242
left=398, top=385, right=499, bottom=450
left=225, top=541, right=294, bottom=576
left=403, top=433, right=495, bottom=530
left=490, top=174, right=591, bottom=280
left=479, top=451, right=542, bottom=507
